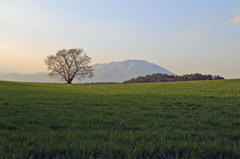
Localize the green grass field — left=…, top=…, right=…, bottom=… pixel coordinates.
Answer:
left=0, top=79, right=240, bottom=158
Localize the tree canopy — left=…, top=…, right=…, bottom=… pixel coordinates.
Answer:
left=123, top=73, right=224, bottom=84
left=44, top=48, right=94, bottom=84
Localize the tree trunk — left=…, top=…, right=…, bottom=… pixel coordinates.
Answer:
left=67, top=79, right=72, bottom=84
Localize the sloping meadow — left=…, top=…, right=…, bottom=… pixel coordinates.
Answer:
left=0, top=79, right=240, bottom=158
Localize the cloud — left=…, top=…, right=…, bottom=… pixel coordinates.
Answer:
left=180, top=27, right=211, bottom=38
left=206, top=26, right=211, bottom=31
left=209, top=16, right=216, bottom=21
left=224, top=15, right=240, bottom=24
left=180, top=30, right=202, bottom=38
left=236, top=8, right=240, bottom=12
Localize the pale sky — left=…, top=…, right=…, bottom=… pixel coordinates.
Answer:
left=0, top=0, right=240, bottom=79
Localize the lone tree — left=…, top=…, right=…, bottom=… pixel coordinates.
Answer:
left=44, top=48, right=94, bottom=84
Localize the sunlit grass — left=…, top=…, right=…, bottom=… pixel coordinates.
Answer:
left=0, top=79, right=240, bottom=158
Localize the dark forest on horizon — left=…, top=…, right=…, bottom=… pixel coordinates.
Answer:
left=123, top=73, right=224, bottom=84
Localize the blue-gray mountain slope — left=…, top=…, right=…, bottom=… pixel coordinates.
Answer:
left=0, top=60, right=176, bottom=83
left=79, top=60, right=176, bottom=83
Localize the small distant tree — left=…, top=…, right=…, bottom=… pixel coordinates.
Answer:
left=44, top=48, right=94, bottom=84
left=213, top=75, right=224, bottom=80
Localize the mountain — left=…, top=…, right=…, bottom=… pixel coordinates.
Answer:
left=0, top=60, right=176, bottom=83
left=80, top=60, right=176, bottom=83
left=0, top=72, right=64, bottom=83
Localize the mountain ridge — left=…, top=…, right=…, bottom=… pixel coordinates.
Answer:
left=0, top=60, right=176, bottom=83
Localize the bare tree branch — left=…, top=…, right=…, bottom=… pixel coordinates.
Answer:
left=44, top=48, right=94, bottom=84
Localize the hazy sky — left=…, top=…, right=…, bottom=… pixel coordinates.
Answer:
left=0, top=0, right=240, bottom=79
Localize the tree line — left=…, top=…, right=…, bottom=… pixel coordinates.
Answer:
left=123, top=73, right=224, bottom=83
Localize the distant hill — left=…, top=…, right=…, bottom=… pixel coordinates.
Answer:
left=0, top=60, right=176, bottom=83
left=0, top=72, right=64, bottom=83
left=80, top=60, right=176, bottom=83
